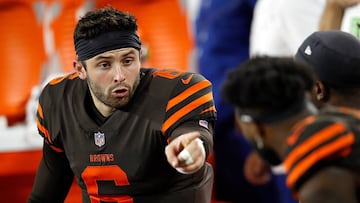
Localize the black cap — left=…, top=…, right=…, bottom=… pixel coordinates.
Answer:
left=295, top=30, right=360, bottom=88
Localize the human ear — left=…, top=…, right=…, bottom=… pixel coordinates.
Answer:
left=234, top=113, right=259, bottom=142
left=314, top=81, right=328, bottom=101
left=73, top=60, right=86, bottom=80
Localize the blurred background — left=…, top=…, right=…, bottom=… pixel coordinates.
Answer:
left=0, top=0, right=358, bottom=202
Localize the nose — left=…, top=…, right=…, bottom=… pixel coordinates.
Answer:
left=113, top=65, right=125, bottom=83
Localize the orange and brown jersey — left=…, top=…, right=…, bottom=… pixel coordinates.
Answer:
left=32, top=68, right=216, bottom=203
left=159, top=70, right=216, bottom=135
left=283, top=110, right=360, bottom=197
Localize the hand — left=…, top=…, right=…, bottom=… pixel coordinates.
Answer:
left=244, top=150, right=272, bottom=185
left=165, top=132, right=206, bottom=174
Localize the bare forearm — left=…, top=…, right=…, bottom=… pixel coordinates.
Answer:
left=319, top=0, right=360, bottom=30
left=319, top=1, right=345, bottom=30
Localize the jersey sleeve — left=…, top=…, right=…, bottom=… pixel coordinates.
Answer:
left=284, top=119, right=355, bottom=197
left=161, top=72, right=216, bottom=136
left=28, top=143, right=74, bottom=203
left=170, top=120, right=214, bottom=157
left=29, top=74, right=78, bottom=202
left=36, top=95, right=61, bottom=152
left=36, top=72, right=79, bottom=152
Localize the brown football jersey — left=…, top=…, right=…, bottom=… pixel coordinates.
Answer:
left=30, top=68, right=216, bottom=203
left=284, top=110, right=360, bottom=199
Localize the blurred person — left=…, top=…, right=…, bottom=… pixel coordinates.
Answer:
left=250, top=0, right=326, bottom=57
left=209, top=0, right=324, bottom=202
left=245, top=28, right=360, bottom=193
left=250, top=0, right=360, bottom=57
left=27, top=7, right=216, bottom=203
left=246, top=0, right=325, bottom=192
left=295, top=30, right=360, bottom=110
left=245, top=1, right=359, bottom=201
left=194, top=0, right=293, bottom=202
left=222, top=56, right=360, bottom=203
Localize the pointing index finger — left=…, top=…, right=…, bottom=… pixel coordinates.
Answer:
left=180, top=131, right=201, bottom=148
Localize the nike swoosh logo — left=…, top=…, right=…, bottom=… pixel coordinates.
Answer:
left=181, top=74, right=193, bottom=84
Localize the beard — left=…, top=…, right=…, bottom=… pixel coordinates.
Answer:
left=87, top=74, right=140, bottom=109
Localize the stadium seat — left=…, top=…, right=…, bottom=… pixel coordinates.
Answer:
left=0, top=1, right=45, bottom=126
left=47, top=0, right=88, bottom=73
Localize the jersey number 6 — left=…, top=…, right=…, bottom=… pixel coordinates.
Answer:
left=82, top=165, right=133, bottom=203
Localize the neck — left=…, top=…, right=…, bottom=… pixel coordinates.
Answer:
left=89, top=90, right=114, bottom=117
left=328, top=94, right=360, bottom=109
left=269, top=102, right=318, bottom=159
left=329, top=100, right=360, bottom=110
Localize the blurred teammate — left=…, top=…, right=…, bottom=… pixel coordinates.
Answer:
left=295, top=30, right=360, bottom=111
left=222, top=56, right=360, bottom=203
left=194, top=0, right=290, bottom=202
left=245, top=3, right=360, bottom=188
left=248, top=1, right=326, bottom=202
left=28, top=7, right=216, bottom=203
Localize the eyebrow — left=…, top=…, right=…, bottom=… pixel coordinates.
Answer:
left=93, top=50, right=136, bottom=61
left=93, top=55, right=112, bottom=61
left=121, top=50, right=136, bottom=56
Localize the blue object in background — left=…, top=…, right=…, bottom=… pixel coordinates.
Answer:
left=194, top=0, right=298, bottom=202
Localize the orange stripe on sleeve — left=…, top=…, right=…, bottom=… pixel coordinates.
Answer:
left=162, top=92, right=213, bottom=133
left=166, top=80, right=211, bottom=111
left=286, top=132, right=355, bottom=189
left=284, top=122, right=346, bottom=172
left=200, top=106, right=216, bottom=114
left=36, top=118, right=64, bottom=152
left=50, top=145, right=64, bottom=152
left=37, top=102, right=44, bottom=119
left=287, top=116, right=316, bottom=146
left=36, top=117, right=53, bottom=144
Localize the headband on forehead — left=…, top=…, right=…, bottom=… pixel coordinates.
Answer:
left=236, top=99, right=307, bottom=124
left=75, top=31, right=142, bottom=61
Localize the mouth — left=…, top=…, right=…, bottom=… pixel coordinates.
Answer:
left=112, top=87, right=129, bottom=98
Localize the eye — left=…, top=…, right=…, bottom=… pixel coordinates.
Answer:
left=122, top=58, right=134, bottom=66
left=98, top=62, right=111, bottom=69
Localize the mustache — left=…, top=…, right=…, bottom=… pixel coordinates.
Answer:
left=110, top=83, right=131, bottom=91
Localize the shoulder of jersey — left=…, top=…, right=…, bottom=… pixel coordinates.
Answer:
left=284, top=116, right=355, bottom=195
left=40, top=72, right=81, bottom=101
left=288, top=117, right=347, bottom=149
left=180, top=72, right=202, bottom=85
left=151, top=68, right=207, bottom=82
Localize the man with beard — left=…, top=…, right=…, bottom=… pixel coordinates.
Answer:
left=28, top=7, right=216, bottom=203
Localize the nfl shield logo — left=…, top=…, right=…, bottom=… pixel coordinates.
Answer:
left=94, top=132, right=105, bottom=147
